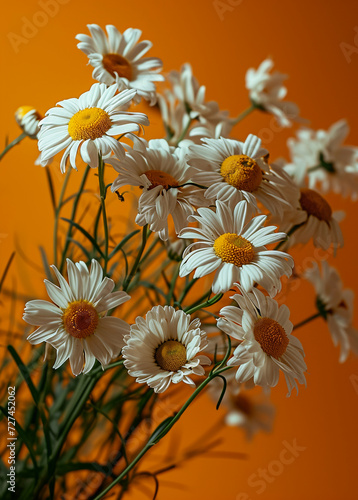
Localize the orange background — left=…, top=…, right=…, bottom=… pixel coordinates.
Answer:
left=2, top=0, right=358, bottom=499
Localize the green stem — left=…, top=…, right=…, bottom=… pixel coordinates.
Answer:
left=167, top=264, right=180, bottom=305
left=93, top=365, right=232, bottom=500
left=184, top=293, right=223, bottom=315
left=274, top=224, right=302, bottom=251
left=59, top=165, right=90, bottom=272
left=98, top=157, right=109, bottom=275
left=176, top=118, right=193, bottom=145
left=123, top=225, right=149, bottom=291
left=53, top=167, right=72, bottom=267
left=0, top=132, right=27, bottom=161
left=293, top=312, right=322, bottom=330
left=233, top=104, right=256, bottom=125
left=45, top=168, right=57, bottom=214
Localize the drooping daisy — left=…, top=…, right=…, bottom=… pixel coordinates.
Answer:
left=179, top=200, right=293, bottom=296
left=279, top=188, right=344, bottom=252
left=284, top=120, right=358, bottom=200
left=23, top=259, right=131, bottom=376
left=218, top=286, right=307, bottom=395
left=157, top=90, right=192, bottom=146
left=208, top=372, right=275, bottom=440
left=38, top=83, right=149, bottom=172
left=168, top=63, right=230, bottom=125
left=15, top=106, right=42, bottom=139
left=107, top=139, right=208, bottom=240
left=245, top=58, right=301, bottom=127
left=304, top=261, right=358, bottom=362
left=187, top=134, right=297, bottom=217
left=122, top=305, right=211, bottom=393
left=76, top=25, right=164, bottom=105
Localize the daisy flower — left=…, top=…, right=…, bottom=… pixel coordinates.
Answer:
left=122, top=305, right=211, bottom=393
left=245, top=58, right=300, bottom=127
left=168, top=63, right=230, bottom=125
left=107, top=139, right=208, bottom=240
left=23, top=259, right=131, bottom=376
left=179, top=200, right=294, bottom=296
left=76, top=25, right=164, bottom=105
left=284, top=120, right=358, bottom=200
left=38, top=83, right=149, bottom=172
left=279, top=188, right=344, bottom=252
left=218, top=286, right=307, bottom=395
left=15, top=106, right=42, bottom=139
left=157, top=90, right=192, bottom=146
left=209, top=372, right=275, bottom=440
left=187, top=134, right=297, bottom=217
left=304, top=261, right=358, bottom=362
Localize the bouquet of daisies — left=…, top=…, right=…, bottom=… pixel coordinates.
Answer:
left=1, top=24, right=357, bottom=500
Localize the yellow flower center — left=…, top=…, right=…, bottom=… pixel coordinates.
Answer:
left=15, top=106, right=42, bottom=124
left=213, top=233, right=255, bottom=267
left=220, top=154, right=263, bottom=192
left=68, top=107, right=112, bottom=141
left=155, top=340, right=187, bottom=371
left=63, top=300, right=99, bottom=339
left=299, top=188, right=332, bottom=222
left=144, top=170, right=179, bottom=190
left=231, top=393, right=253, bottom=416
left=253, top=317, right=289, bottom=359
left=102, top=53, right=133, bottom=81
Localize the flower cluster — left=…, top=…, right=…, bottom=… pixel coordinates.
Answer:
left=3, top=23, right=355, bottom=466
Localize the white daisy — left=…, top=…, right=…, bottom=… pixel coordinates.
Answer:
left=304, top=261, right=358, bottom=362
left=157, top=90, right=191, bottom=146
left=15, top=106, right=42, bottom=139
left=284, top=120, right=358, bottom=200
left=38, top=83, right=149, bottom=172
left=218, top=286, right=307, bottom=395
left=23, top=259, right=131, bottom=376
left=76, top=25, right=164, bottom=105
left=122, top=305, right=211, bottom=393
left=107, top=138, right=208, bottom=240
left=187, top=134, right=297, bottom=217
left=245, top=58, right=300, bottom=127
left=209, top=372, right=275, bottom=440
left=179, top=200, right=294, bottom=296
left=279, top=187, right=344, bottom=252
left=168, top=63, right=230, bottom=125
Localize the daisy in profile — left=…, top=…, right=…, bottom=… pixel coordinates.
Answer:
left=304, top=261, right=358, bottom=362
left=157, top=90, right=191, bottom=146
left=279, top=188, right=344, bottom=252
left=108, top=139, right=208, bottom=240
left=209, top=372, right=275, bottom=440
left=168, top=63, right=230, bottom=125
left=179, top=200, right=293, bottom=296
left=76, top=25, right=163, bottom=105
left=122, top=305, right=211, bottom=393
left=15, top=106, right=42, bottom=139
left=38, top=83, right=149, bottom=172
left=187, top=134, right=298, bottom=217
left=23, top=259, right=131, bottom=376
left=284, top=120, right=358, bottom=200
left=218, top=286, right=307, bottom=395
left=245, top=58, right=300, bottom=127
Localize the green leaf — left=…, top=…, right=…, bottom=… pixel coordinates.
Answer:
left=149, top=416, right=174, bottom=444
left=108, top=230, right=140, bottom=259
left=7, top=346, right=40, bottom=405
left=61, top=217, right=105, bottom=258
left=56, top=462, right=109, bottom=475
